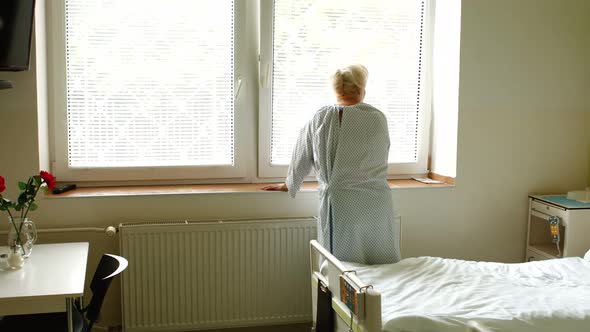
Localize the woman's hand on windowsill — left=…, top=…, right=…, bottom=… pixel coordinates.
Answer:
left=261, top=183, right=288, bottom=191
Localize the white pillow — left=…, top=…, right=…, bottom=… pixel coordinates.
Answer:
left=585, top=249, right=590, bottom=261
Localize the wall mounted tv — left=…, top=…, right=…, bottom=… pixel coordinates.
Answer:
left=0, top=0, right=36, bottom=71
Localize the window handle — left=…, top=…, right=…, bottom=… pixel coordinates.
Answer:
left=234, top=76, right=243, bottom=101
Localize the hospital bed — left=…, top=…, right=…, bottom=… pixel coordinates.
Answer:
left=310, top=240, right=590, bottom=332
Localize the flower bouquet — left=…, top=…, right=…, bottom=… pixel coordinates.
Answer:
left=0, top=171, right=55, bottom=262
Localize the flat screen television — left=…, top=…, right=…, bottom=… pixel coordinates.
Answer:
left=0, top=0, right=36, bottom=71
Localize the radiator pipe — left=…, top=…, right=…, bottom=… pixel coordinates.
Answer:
left=0, top=226, right=119, bottom=236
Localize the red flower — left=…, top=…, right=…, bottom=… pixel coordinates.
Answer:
left=40, top=171, right=56, bottom=190
left=0, top=175, right=5, bottom=193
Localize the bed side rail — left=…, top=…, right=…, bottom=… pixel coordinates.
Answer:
left=310, top=240, right=382, bottom=332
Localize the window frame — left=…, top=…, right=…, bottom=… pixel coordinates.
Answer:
left=45, top=0, right=435, bottom=184
left=46, top=0, right=252, bottom=182
left=257, top=0, right=434, bottom=179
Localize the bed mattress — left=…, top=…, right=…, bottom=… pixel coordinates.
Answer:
left=349, top=256, right=590, bottom=332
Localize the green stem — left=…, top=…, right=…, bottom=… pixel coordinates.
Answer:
left=17, top=216, right=25, bottom=236
left=10, top=218, right=26, bottom=256
left=5, top=211, right=25, bottom=255
left=21, top=177, right=35, bottom=219
left=19, top=180, right=28, bottom=219
left=22, top=179, right=42, bottom=219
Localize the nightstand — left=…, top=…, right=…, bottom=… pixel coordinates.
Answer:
left=526, top=195, right=590, bottom=261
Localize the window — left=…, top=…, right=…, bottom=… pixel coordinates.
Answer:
left=49, top=0, right=248, bottom=181
left=46, top=0, right=433, bottom=183
left=65, top=1, right=234, bottom=168
left=259, top=0, right=431, bottom=177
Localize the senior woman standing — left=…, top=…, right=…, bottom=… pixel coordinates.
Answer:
left=263, top=64, right=400, bottom=264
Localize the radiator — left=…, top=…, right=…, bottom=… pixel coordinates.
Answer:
left=119, top=217, right=317, bottom=332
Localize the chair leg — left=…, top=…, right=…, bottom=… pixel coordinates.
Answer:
left=67, top=298, right=74, bottom=332
left=73, top=309, right=88, bottom=332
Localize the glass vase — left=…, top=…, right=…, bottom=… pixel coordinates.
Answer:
left=7, top=217, right=37, bottom=258
left=7, top=245, right=25, bottom=269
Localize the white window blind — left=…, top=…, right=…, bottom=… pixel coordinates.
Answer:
left=271, top=0, right=426, bottom=166
left=64, top=0, right=234, bottom=168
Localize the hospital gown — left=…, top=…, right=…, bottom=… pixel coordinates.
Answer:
left=286, top=102, right=401, bottom=264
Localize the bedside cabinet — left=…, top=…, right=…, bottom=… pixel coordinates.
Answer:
left=526, top=195, right=590, bottom=261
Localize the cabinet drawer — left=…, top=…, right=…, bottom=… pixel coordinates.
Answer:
left=531, top=200, right=567, bottom=221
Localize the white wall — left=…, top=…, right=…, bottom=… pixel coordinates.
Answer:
left=1, top=0, right=589, bottom=327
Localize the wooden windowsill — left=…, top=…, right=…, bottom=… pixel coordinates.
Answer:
left=46, top=179, right=453, bottom=198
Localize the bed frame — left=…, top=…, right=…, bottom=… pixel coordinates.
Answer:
left=310, top=238, right=590, bottom=332
left=310, top=240, right=382, bottom=332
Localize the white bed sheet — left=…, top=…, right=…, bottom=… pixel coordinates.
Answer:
left=348, top=257, right=590, bottom=332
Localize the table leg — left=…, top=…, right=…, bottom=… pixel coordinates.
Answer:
left=66, top=297, right=73, bottom=332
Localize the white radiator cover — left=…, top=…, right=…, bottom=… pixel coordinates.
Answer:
left=119, top=217, right=317, bottom=332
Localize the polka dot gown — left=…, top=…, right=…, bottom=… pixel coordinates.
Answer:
left=286, top=102, right=401, bottom=264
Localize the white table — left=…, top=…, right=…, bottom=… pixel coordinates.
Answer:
left=0, top=242, right=89, bottom=332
